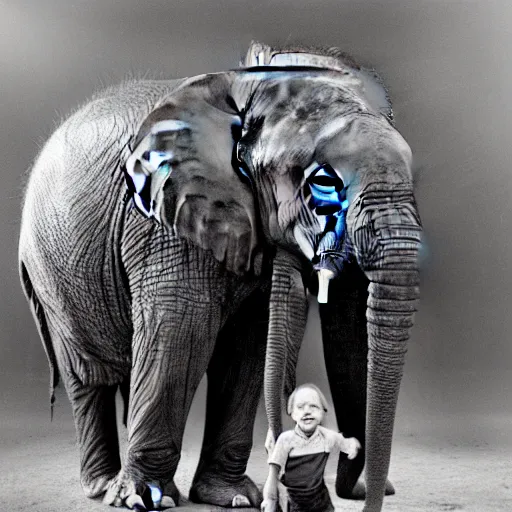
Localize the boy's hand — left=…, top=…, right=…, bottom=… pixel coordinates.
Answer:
left=346, top=437, right=361, bottom=460
left=261, top=497, right=278, bottom=512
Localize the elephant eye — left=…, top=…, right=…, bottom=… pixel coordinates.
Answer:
left=310, top=175, right=338, bottom=187
left=308, top=164, right=344, bottom=191
left=306, top=164, right=348, bottom=216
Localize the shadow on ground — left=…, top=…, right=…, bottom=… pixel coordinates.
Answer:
left=2, top=375, right=512, bottom=512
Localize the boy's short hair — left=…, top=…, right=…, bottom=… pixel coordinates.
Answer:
left=287, top=383, right=329, bottom=415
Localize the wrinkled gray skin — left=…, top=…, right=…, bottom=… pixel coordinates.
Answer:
left=19, top=43, right=421, bottom=512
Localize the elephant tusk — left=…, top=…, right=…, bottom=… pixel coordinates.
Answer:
left=317, top=268, right=335, bottom=304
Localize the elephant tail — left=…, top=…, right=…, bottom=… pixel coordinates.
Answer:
left=19, top=261, right=59, bottom=421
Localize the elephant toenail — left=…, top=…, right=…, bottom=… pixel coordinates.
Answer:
left=160, top=495, right=176, bottom=508
left=232, top=494, right=251, bottom=507
left=126, top=494, right=147, bottom=510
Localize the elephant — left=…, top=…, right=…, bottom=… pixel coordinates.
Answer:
left=236, top=43, right=422, bottom=512
left=18, top=41, right=421, bottom=512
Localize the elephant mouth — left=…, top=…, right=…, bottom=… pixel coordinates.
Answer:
left=293, top=219, right=350, bottom=304
left=295, top=161, right=352, bottom=303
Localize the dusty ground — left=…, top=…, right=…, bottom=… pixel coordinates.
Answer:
left=1, top=376, right=511, bottom=512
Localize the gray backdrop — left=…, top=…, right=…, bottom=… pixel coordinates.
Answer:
left=2, top=0, right=511, bottom=443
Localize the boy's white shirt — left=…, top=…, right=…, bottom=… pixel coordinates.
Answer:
left=268, top=425, right=352, bottom=479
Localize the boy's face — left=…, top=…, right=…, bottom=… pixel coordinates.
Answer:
left=290, top=387, right=325, bottom=436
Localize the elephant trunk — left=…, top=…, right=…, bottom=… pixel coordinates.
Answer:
left=364, top=270, right=419, bottom=511
left=349, top=188, right=421, bottom=512
left=264, top=251, right=309, bottom=444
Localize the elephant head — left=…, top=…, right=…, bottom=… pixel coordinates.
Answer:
left=235, top=44, right=422, bottom=511
left=123, top=46, right=421, bottom=511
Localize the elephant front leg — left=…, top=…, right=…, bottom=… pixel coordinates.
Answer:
left=105, top=303, right=222, bottom=510
left=319, top=261, right=395, bottom=501
left=190, top=287, right=270, bottom=509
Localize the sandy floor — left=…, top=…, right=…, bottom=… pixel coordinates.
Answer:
left=2, top=376, right=511, bottom=512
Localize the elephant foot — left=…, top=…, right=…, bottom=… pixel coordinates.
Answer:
left=103, top=470, right=179, bottom=510
left=82, top=474, right=116, bottom=499
left=190, top=473, right=262, bottom=508
left=337, top=478, right=395, bottom=500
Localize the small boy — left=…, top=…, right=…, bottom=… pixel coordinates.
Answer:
left=261, top=384, right=361, bottom=512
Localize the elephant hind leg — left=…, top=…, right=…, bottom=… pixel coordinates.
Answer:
left=20, top=261, right=124, bottom=498
left=41, top=309, right=124, bottom=499
left=190, top=287, right=269, bottom=508
left=64, top=374, right=122, bottom=498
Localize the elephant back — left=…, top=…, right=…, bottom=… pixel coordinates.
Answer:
left=20, top=80, right=182, bottom=284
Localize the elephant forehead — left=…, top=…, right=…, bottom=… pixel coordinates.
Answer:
left=252, top=74, right=367, bottom=124
left=314, top=114, right=412, bottom=173
left=243, top=76, right=369, bottom=170
left=258, top=122, right=316, bottom=170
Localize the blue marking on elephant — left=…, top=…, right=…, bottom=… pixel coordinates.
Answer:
left=148, top=483, right=162, bottom=504
left=332, top=209, right=347, bottom=240
left=157, top=162, right=172, bottom=176
left=241, top=70, right=314, bottom=81
left=310, top=183, right=339, bottom=205
left=307, top=164, right=349, bottom=249
left=127, top=149, right=174, bottom=218
left=147, top=151, right=173, bottom=172
left=238, top=166, right=250, bottom=180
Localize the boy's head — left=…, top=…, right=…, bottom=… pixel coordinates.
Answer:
left=287, top=384, right=329, bottom=435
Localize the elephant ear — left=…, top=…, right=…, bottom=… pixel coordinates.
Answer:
left=123, top=88, right=260, bottom=275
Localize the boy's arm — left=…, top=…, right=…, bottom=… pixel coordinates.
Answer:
left=262, top=463, right=280, bottom=508
left=321, top=426, right=361, bottom=459
left=262, top=432, right=290, bottom=511
left=342, top=436, right=361, bottom=459
left=337, top=433, right=361, bottom=459
left=267, top=431, right=289, bottom=469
